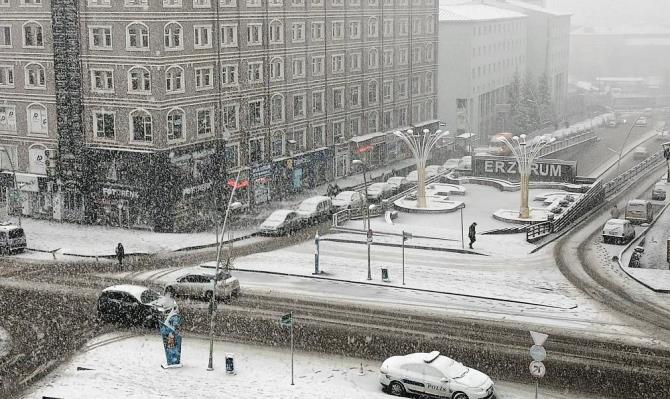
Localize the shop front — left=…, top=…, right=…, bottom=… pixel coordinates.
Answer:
left=250, top=164, right=272, bottom=206
left=272, top=148, right=331, bottom=199
left=333, top=144, right=349, bottom=179
left=97, top=184, right=148, bottom=228
left=350, top=132, right=387, bottom=168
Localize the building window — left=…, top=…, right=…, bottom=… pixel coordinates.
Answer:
left=269, top=0, right=282, bottom=6
left=126, top=23, right=149, bottom=50
left=271, top=130, right=284, bottom=158
left=412, top=47, right=421, bottom=63
left=349, top=0, right=359, bottom=5
left=350, top=52, right=361, bottom=71
left=195, top=66, right=213, bottom=90
left=248, top=99, right=263, bottom=126
left=247, top=23, right=262, bottom=46
left=425, top=43, right=434, bottom=62
left=270, top=57, right=283, bottom=81
left=333, top=87, right=344, bottom=110
left=348, top=21, right=360, bottom=39
left=293, top=93, right=306, bottom=119
left=368, top=80, right=378, bottom=104
left=311, top=56, right=324, bottom=76
left=425, top=72, right=433, bottom=93
left=311, top=21, right=324, bottom=41
left=223, top=104, right=239, bottom=130
left=398, top=78, right=407, bottom=98
left=193, top=0, right=210, bottom=7
left=247, top=61, right=263, bottom=83
left=23, top=21, right=43, bottom=47
left=312, top=91, right=324, bottom=114
left=383, top=80, right=393, bottom=101
left=89, top=26, right=112, bottom=49
left=128, top=67, right=151, bottom=93
left=398, top=107, right=407, bottom=126
left=350, top=85, right=360, bottom=107
left=291, top=22, right=305, bottom=43
left=291, top=0, right=304, bottom=5
left=367, top=17, right=378, bottom=38
left=91, top=68, right=113, bottom=92
left=367, top=111, right=377, bottom=133
left=197, top=108, right=213, bottom=136
left=411, top=75, right=420, bottom=95
left=292, top=57, right=305, bottom=78
left=165, top=66, right=183, bottom=93
left=313, top=124, right=325, bottom=147
left=269, top=20, right=283, bottom=44
left=412, top=18, right=421, bottom=35
left=0, top=65, right=14, bottom=88
left=94, top=111, right=115, bottom=139
left=383, top=19, right=393, bottom=37
left=291, top=129, right=306, bottom=151
left=331, top=54, right=344, bottom=74
left=24, top=63, right=45, bottom=89
left=220, top=24, right=238, bottom=47
left=383, top=49, right=393, bottom=66
left=248, top=137, right=264, bottom=164
left=383, top=110, right=392, bottom=130
left=368, top=48, right=378, bottom=69
left=27, top=103, right=47, bottom=135
left=425, top=16, right=435, bottom=34
left=333, top=120, right=344, bottom=142
left=225, top=143, right=240, bottom=167
left=194, top=25, right=213, bottom=49
left=246, top=0, right=260, bottom=6
left=164, top=22, right=183, bottom=50
left=368, top=0, right=377, bottom=5
left=163, top=0, right=181, bottom=7
left=398, top=48, right=408, bottom=65
left=0, top=25, right=11, bottom=47
left=166, top=108, right=184, bottom=141
left=0, top=105, right=16, bottom=132
left=350, top=117, right=360, bottom=136
left=331, top=21, right=344, bottom=40
left=131, top=109, right=152, bottom=142
left=271, top=94, right=284, bottom=124
left=398, top=18, right=408, bottom=36
left=222, top=63, right=238, bottom=85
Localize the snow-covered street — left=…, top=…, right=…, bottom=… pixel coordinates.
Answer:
left=22, top=333, right=603, bottom=399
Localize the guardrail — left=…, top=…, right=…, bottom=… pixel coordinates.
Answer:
left=603, top=152, right=664, bottom=198
left=539, top=130, right=598, bottom=158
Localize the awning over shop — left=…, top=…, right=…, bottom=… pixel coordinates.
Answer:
left=350, top=131, right=387, bottom=144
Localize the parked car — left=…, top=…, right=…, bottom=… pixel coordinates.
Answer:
left=386, top=176, right=409, bottom=192
left=633, top=146, right=648, bottom=160
left=0, top=223, right=26, bottom=255
left=97, top=285, right=177, bottom=328
left=656, top=126, right=670, bottom=141
left=164, top=267, right=240, bottom=301
left=332, top=191, right=366, bottom=210
left=366, top=182, right=394, bottom=201
left=406, top=170, right=419, bottom=183
left=652, top=182, right=667, bottom=201
left=602, top=218, right=635, bottom=244
left=625, top=199, right=653, bottom=224
left=379, top=351, right=495, bottom=399
left=296, top=195, right=333, bottom=224
left=259, top=210, right=303, bottom=235
left=635, top=117, right=648, bottom=127
left=643, top=107, right=653, bottom=118
left=443, top=158, right=460, bottom=170
left=607, top=119, right=620, bottom=128
left=425, top=165, right=445, bottom=176
left=457, top=156, right=472, bottom=171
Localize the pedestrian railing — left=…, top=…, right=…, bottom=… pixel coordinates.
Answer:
left=603, top=152, right=664, bottom=198
left=539, top=130, right=598, bottom=158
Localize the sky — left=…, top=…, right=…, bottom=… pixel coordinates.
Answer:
left=545, top=0, right=669, bottom=28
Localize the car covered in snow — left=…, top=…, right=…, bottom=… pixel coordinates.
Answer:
left=296, top=195, right=333, bottom=224
left=259, top=209, right=303, bottom=235
left=379, top=351, right=495, bottom=399
left=406, top=165, right=444, bottom=183
left=366, top=182, right=394, bottom=201
left=386, top=176, right=409, bottom=192
left=164, top=267, right=240, bottom=301
left=634, top=117, right=648, bottom=127
left=443, top=158, right=461, bottom=171
left=332, top=191, right=366, bottom=210
left=97, top=285, right=177, bottom=328
left=602, top=218, right=635, bottom=245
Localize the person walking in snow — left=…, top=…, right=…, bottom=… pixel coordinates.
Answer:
left=468, top=222, right=477, bottom=249
left=115, top=242, right=125, bottom=267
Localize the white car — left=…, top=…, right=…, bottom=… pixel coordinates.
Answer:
left=633, top=146, right=648, bottom=160
left=366, top=182, right=394, bottom=201
left=259, top=209, right=303, bottom=235
left=296, top=195, right=333, bottom=224
left=379, top=351, right=494, bottom=399
left=635, top=117, right=648, bottom=127
left=443, top=158, right=460, bottom=170
left=164, top=267, right=240, bottom=301
left=458, top=156, right=472, bottom=171
left=386, top=176, right=409, bottom=192
left=406, top=166, right=443, bottom=183
left=332, top=191, right=366, bottom=210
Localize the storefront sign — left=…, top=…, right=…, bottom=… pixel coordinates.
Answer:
left=251, top=164, right=273, bottom=180
left=473, top=156, right=577, bottom=183
left=15, top=173, right=39, bottom=192
left=357, top=144, right=373, bottom=154
left=102, top=187, right=140, bottom=199
left=170, top=147, right=216, bottom=164
left=182, top=181, right=212, bottom=197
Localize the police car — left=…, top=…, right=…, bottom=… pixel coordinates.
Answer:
left=379, top=351, right=495, bottom=399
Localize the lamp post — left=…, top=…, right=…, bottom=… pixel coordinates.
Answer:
left=497, top=134, right=555, bottom=219
left=663, top=143, right=670, bottom=182
left=351, top=159, right=374, bottom=280
left=207, top=171, right=243, bottom=371
left=393, top=128, right=449, bottom=208
left=606, top=147, right=622, bottom=176
left=401, top=230, right=412, bottom=285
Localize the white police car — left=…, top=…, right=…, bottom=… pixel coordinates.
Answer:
left=379, top=351, right=495, bottom=399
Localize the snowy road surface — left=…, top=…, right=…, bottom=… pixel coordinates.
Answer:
left=22, top=333, right=604, bottom=399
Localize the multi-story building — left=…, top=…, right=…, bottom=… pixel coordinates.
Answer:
left=437, top=3, right=527, bottom=138
left=0, top=0, right=438, bottom=231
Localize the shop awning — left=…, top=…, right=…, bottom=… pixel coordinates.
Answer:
left=350, top=131, right=387, bottom=144
left=87, top=145, right=155, bottom=154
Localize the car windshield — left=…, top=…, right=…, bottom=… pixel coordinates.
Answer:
left=266, top=211, right=289, bottom=222
left=140, top=289, right=161, bottom=304
left=433, top=356, right=468, bottom=379
left=298, top=202, right=317, bottom=212
left=334, top=192, right=352, bottom=201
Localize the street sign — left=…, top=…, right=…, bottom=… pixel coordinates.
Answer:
left=402, top=231, right=413, bottom=241
left=530, top=345, right=546, bottom=362
left=530, top=331, right=549, bottom=346
left=529, top=361, right=546, bottom=378
left=280, top=313, right=293, bottom=328
left=367, top=229, right=373, bottom=243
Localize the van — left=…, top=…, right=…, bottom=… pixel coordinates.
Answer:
left=602, top=219, right=635, bottom=244
left=625, top=199, right=653, bottom=224
left=0, top=224, right=27, bottom=254
left=652, top=183, right=667, bottom=201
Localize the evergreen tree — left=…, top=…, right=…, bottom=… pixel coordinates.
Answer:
left=537, top=72, right=554, bottom=126
left=507, top=70, right=523, bottom=133
left=520, top=72, right=540, bottom=134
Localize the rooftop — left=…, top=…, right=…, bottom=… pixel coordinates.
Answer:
left=498, top=0, right=571, bottom=17
left=439, top=3, right=526, bottom=22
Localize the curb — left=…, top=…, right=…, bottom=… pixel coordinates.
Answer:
left=234, top=268, right=576, bottom=310
left=320, top=236, right=488, bottom=256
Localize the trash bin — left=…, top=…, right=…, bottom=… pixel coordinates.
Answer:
left=225, top=353, right=235, bottom=374
left=381, top=268, right=389, bottom=282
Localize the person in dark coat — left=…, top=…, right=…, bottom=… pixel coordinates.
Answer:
left=115, top=242, right=125, bottom=266
left=468, top=222, right=477, bottom=249
left=332, top=183, right=341, bottom=196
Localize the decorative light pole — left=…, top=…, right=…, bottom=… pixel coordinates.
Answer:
left=393, top=128, right=449, bottom=208
left=497, top=134, right=555, bottom=219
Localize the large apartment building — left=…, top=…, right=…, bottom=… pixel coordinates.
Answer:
left=0, top=0, right=438, bottom=232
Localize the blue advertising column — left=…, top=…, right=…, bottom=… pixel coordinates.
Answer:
left=160, top=308, right=184, bottom=369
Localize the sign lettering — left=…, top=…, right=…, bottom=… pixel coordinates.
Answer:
left=474, top=156, right=576, bottom=183
left=102, top=187, right=140, bottom=199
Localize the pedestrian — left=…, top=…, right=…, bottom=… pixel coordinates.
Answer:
left=610, top=204, right=621, bottom=219
left=326, top=183, right=334, bottom=198
left=333, top=183, right=341, bottom=196
left=115, top=242, right=124, bottom=267
left=468, top=222, right=477, bottom=249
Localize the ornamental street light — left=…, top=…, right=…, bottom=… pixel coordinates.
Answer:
left=351, top=159, right=374, bottom=280
left=393, top=128, right=449, bottom=208
left=497, top=134, right=555, bottom=219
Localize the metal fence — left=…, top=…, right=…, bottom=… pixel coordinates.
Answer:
left=603, top=152, right=664, bottom=198
left=539, top=130, right=598, bottom=158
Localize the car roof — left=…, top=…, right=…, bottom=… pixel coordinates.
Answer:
left=301, top=195, right=331, bottom=205
left=0, top=224, right=21, bottom=232
left=628, top=199, right=648, bottom=205
left=606, top=218, right=628, bottom=224
left=369, top=182, right=387, bottom=187
left=102, top=284, right=149, bottom=301
left=270, top=209, right=295, bottom=216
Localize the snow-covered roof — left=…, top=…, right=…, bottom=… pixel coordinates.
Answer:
left=500, top=0, right=570, bottom=17
left=572, top=25, right=670, bottom=36
left=300, top=195, right=331, bottom=205
left=350, top=131, right=387, bottom=144
left=102, top=284, right=149, bottom=301
left=439, top=4, right=525, bottom=22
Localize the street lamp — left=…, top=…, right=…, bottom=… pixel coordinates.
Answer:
left=207, top=172, right=244, bottom=371
left=393, top=128, right=449, bottom=208
left=497, top=134, right=555, bottom=219
left=351, top=159, right=374, bottom=280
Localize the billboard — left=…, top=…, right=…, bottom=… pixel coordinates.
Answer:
left=473, top=155, right=577, bottom=183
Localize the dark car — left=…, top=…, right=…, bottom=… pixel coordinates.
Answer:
left=97, top=284, right=177, bottom=328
